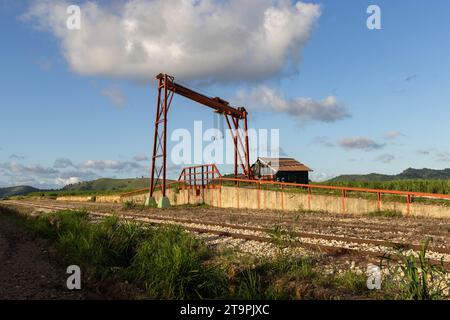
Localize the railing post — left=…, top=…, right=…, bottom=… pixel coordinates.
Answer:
left=342, top=189, right=346, bottom=213
left=406, top=194, right=411, bottom=215
left=308, top=186, right=312, bottom=210
left=193, top=167, right=197, bottom=191
left=201, top=166, right=204, bottom=189
left=377, top=192, right=381, bottom=210
left=189, top=167, right=192, bottom=189
left=258, top=180, right=261, bottom=209
left=236, top=179, right=240, bottom=208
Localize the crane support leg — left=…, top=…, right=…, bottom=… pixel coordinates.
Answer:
left=149, top=74, right=174, bottom=200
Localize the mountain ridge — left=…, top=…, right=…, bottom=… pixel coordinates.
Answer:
left=328, top=168, right=450, bottom=182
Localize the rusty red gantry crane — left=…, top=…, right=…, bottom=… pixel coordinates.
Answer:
left=147, top=73, right=254, bottom=207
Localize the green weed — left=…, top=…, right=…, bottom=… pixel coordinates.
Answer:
left=384, top=237, right=449, bottom=300
left=365, top=209, right=403, bottom=218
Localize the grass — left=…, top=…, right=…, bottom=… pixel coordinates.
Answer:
left=123, top=200, right=137, bottom=210
left=130, top=225, right=226, bottom=299
left=382, top=237, right=449, bottom=300
left=15, top=208, right=226, bottom=299
left=267, top=224, right=298, bottom=249
left=365, top=209, right=403, bottom=218
left=320, top=179, right=450, bottom=195
left=230, top=254, right=318, bottom=299
left=333, top=270, right=368, bottom=294
left=1, top=205, right=447, bottom=300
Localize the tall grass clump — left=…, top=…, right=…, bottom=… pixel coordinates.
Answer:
left=384, top=237, right=449, bottom=300
left=21, top=210, right=226, bottom=299
left=27, top=211, right=148, bottom=277
left=365, top=209, right=403, bottom=218
left=123, top=200, right=136, bottom=210
left=130, top=225, right=226, bottom=299
left=320, top=179, right=450, bottom=195
left=27, top=210, right=89, bottom=240
left=232, top=253, right=317, bottom=300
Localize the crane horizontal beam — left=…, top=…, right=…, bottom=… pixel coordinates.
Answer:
left=156, top=73, right=246, bottom=119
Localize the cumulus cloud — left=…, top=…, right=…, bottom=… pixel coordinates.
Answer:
left=55, top=176, right=81, bottom=186
left=52, top=170, right=100, bottom=186
left=0, top=162, right=59, bottom=176
left=311, top=136, right=334, bottom=147
left=310, top=171, right=335, bottom=182
left=22, top=0, right=321, bottom=83
left=101, top=85, right=126, bottom=107
left=54, top=158, right=75, bottom=168
left=0, top=158, right=146, bottom=188
left=9, top=154, right=25, bottom=160
left=436, top=152, right=450, bottom=162
left=79, top=160, right=142, bottom=171
left=236, top=86, right=349, bottom=123
left=133, top=154, right=149, bottom=162
left=339, top=137, right=385, bottom=151
left=375, top=153, right=395, bottom=163
left=417, top=149, right=433, bottom=155
left=383, top=131, right=404, bottom=140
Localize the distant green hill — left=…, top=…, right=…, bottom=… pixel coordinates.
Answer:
left=0, top=186, right=40, bottom=199
left=62, top=178, right=151, bottom=192
left=329, top=168, right=450, bottom=182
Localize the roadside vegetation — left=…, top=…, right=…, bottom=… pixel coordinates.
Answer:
left=381, top=238, right=449, bottom=300
left=320, top=179, right=450, bottom=195
left=221, top=179, right=450, bottom=208
left=364, top=209, right=403, bottom=218
left=0, top=206, right=448, bottom=300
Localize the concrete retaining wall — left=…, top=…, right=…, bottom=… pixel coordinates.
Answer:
left=56, top=196, right=95, bottom=202
left=56, top=186, right=450, bottom=218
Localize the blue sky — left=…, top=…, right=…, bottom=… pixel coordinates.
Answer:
left=1, top=0, right=449, bottom=188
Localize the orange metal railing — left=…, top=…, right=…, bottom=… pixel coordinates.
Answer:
left=216, top=177, right=450, bottom=214
left=121, top=166, right=450, bottom=214
left=178, top=164, right=222, bottom=189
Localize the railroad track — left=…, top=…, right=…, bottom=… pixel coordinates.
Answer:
left=2, top=200, right=450, bottom=268
left=43, top=199, right=450, bottom=239
left=43, top=200, right=450, bottom=247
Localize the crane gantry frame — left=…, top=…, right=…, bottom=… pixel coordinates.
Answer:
left=149, top=73, right=254, bottom=199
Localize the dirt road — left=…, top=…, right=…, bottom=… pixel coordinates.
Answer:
left=0, top=214, right=89, bottom=300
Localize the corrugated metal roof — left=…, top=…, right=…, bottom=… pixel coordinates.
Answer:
left=258, top=157, right=312, bottom=172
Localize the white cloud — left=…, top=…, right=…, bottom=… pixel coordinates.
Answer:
left=311, top=136, right=334, bottom=147
left=101, top=85, right=126, bottom=107
left=79, top=159, right=141, bottom=171
left=0, top=162, right=58, bottom=176
left=436, top=152, right=450, bottom=162
left=339, top=137, right=385, bottom=151
left=310, top=171, right=335, bottom=182
left=9, top=154, right=25, bottom=160
left=375, top=153, right=395, bottom=163
left=133, top=154, right=149, bottom=162
left=383, top=131, right=404, bottom=140
left=417, top=149, right=432, bottom=155
left=0, top=157, right=148, bottom=188
left=22, top=0, right=321, bottom=83
left=236, top=86, right=349, bottom=123
left=55, top=176, right=80, bottom=186
left=54, top=158, right=74, bottom=168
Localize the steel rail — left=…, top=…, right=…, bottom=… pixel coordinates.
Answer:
left=3, top=200, right=449, bottom=268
